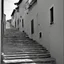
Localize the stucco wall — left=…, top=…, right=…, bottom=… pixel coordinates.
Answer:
left=16, top=0, right=64, bottom=64
left=19, top=6, right=24, bottom=31
left=15, top=11, right=19, bottom=29
left=11, top=10, right=18, bottom=28
left=38, top=0, right=63, bottom=64
left=23, top=4, right=38, bottom=40
left=18, top=0, right=26, bottom=32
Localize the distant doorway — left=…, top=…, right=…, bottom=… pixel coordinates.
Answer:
left=22, top=19, right=24, bottom=28
left=15, top=21, right=16, bottom=28
left=17, top=19, right=19, bottom=30
left=31, top=19, right=34, bottom=34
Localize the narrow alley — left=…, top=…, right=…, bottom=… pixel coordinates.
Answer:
left=1, top=0, right=64, bottom=64
left=2, top=28, right=55, bottom=64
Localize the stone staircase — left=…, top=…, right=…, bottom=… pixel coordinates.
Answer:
left=2, top=29, right=56, bottom=64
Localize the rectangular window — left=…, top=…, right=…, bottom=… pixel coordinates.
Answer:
left=17, top=19, right=19, bottom=30
left=22, top=19, right=24, bottom=27
left=50, top=6, right=54, bottom=25
left=15, top=21, right=16, bottom=27
left=39, top=32, right=42, bottom=38
left=17, top=9, right=19, bottom=12
left=17, top=19, right=19, bottom=25
left=31, top=19, right=34, bottom=34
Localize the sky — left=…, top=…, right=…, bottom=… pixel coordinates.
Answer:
left=4, top=0, right=32, bottom=20
left=4, top=0, right=19, bottom=20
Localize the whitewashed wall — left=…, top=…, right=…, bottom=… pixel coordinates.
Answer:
left=23, top=4, right=38, bottom=40
left=11, top=10, right=17, bottom=27
left=15, top=0, right=64, bottom=64
left=38, top=0, right=63, bottom=64
left=19, top=0, right=26, bottom=32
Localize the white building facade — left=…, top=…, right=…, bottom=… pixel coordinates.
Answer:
left=11, top=0, right=64, bottom=64
left=3, top=14, right=6, bottom=31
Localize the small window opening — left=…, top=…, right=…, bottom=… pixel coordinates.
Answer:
left=22, top=19, right=24, bottom=27
left=50, top=6, right=54, bottom=25
left=31, top=19, right=34, bottom=34
left=39, top=32, right=42, bottom=38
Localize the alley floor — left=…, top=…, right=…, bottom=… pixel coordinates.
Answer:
left=2, top=28, right=56, bottom=64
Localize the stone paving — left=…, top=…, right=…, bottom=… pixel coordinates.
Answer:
left=2, top=28, right=56, bottom=64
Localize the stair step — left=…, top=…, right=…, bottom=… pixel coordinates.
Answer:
left=3, top=44, right=44, bottom=48
left=4, top=52, right=50, bottom=55
left=3, top=53, right=50, bottom=57
left=3, top=58, right=55, bottom=64
left=4, top=51, right=49, bottom=54
left=3, top=44, right=45, bottom=49
left=4, top=44, right=44, bottom=48
left=3, top=48, right=47, bottom=52
left=4, top=55, right=51, bottom=60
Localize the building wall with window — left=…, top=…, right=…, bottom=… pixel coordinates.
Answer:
left=11, top=9, right=20, bottom=29
left=18, top=0, right=38, bottom=40
left=11, top=10, right=16, bottom=27
left=19, top=0, right=63, bottom=64
left=13, top=0, right=64, bottom=64
left=15, top=10, right=20, bottom=29
left=24, top=3, right=38, bottom=40
left=37, top=0, right=63, bottom=64
left=18, top=0, right=25, bottom=31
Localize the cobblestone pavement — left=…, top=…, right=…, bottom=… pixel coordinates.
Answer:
left=2, top=29, right=56, bottom=64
